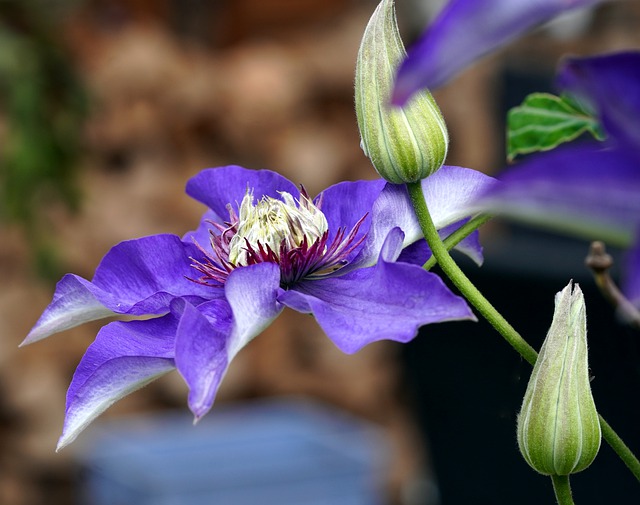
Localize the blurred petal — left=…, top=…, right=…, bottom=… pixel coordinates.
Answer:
left=556, top=51, right=640, bottom=148
left=186, top=165, right=298, bottom=217
left=354, top=165, right=495, bottom=268
left=58, top=316, right=176, bottom=450
left=477, top=144, right=640, bottom=247
left=24, top=235, right=215, bottom=345
left=172, top=299, right=233, bottom=420
left=393, top=0, right=606, bottom=104
left=279, top=229, right=475, bottom=354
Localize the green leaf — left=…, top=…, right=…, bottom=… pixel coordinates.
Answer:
left=507, top=93, right=605, bottom=161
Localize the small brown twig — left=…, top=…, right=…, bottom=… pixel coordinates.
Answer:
left=585, top=241, right=640, bottom=330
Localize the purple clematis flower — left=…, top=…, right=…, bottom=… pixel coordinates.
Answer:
left=392, top=0, right=610, bottom=104
left=24, top=164, right=495, bottom=449
left=556, top=51, right=640, bottom=150
left=477, top=51, right=640, bottom=307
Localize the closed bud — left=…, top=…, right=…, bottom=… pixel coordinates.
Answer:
left=355, top=0, right=448, bottom=184
left=517, top=281, right=601, bottom=476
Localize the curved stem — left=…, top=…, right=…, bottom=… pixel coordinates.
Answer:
left=423, top=213, right=493, bottom=271
left=407, top=182, right=537, bottom=365
left=551, top=475, right=575, bottom=505
left=406, top=181, right=640, bottom=482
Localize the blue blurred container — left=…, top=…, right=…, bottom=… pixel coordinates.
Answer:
left=76, top=397, right=388, bottom=505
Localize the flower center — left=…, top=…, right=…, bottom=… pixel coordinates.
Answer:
left=189, top=186, right=367, bottom=288
left=228, top=190, right=328, bottom=266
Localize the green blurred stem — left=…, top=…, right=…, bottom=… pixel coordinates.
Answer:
left=551, top=475, right=574, bottom=505
left=422, top=213, right=492, bottom=271
left=406, top=181, right=640, bottom=482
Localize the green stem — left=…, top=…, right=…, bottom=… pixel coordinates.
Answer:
left=407, top=182, right=537, bottom=365
left=406, top=181, right=640, bottom=482
left=423, top=213, right=492, bottom=271
left=551, top=475, right=575, bottom=505
left=599, top=415, right=640, bottom=480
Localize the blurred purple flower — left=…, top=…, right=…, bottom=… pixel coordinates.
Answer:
left=392, top=0, right=609, bottom=104
left=24, top=164, right=495, bottom=449
left=478, top=52, right=640, bottom=307
left=557, top=51, right=640, bottom=150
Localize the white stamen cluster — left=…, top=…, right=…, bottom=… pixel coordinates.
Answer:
left=228, top=190, right=329, bottom=266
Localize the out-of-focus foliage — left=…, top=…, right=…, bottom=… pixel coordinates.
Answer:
left=0, top=0, right=87, bottom=279
left=506, top=92, right=605, bottom=161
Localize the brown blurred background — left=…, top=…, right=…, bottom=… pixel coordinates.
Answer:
left=1, top=0, right=639, bottom=504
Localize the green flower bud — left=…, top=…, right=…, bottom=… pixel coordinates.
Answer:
left=517, top=282, right=601, bottom=476
left=355, top=0, right=448, bottom=184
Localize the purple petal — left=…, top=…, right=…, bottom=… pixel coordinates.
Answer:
left=182, top=209, right=222, bottom=246
left=90, top=235, right=215, bottom=309
left=393, top=0, right=607, bottom=104
left=21, top=275, right=116, bottom=346
left=556, top=51, right=640, bottom=149
left=24, top=234, right=216, bottom=345
left=186, top=166, right=298, bottom=217
left=396, top=239, right=430, bottom=265
left=422, top=167, right=498, bottom=226
left=58, top=315, right=177, bottom=450
left=443, top=222, right=484, bottom=266
left=224, top=262, right=284, bottom=358
left=172, top=299, right=233, bottom=420
left=396, top=222, right=483, bottom=267
left=477, top=144, right=640, bottom=247
left=354, top=166, right=495, bottom=268
left=173, top=263, right=282, bottom=419
left=279, top=230, right=475, bottom=354
left=455, top=232, right=483, bottom=265
left=316, top=179, right=386, bottom=244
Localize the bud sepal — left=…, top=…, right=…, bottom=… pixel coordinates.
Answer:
left=517, top=281, right=601, bottom=476
left=355, top=0, right=448, bottom=184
